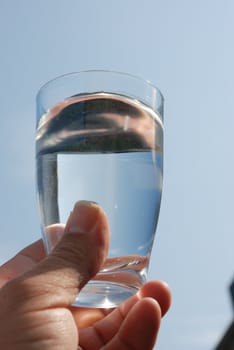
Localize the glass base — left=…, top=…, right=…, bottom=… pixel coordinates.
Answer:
left=72, top=281, right=139, bottom=308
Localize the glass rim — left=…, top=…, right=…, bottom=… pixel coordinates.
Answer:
left=36, top=69, right=164, bottom=103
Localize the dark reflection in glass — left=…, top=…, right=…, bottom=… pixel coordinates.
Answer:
left=37, top=93, right=162, bottom=155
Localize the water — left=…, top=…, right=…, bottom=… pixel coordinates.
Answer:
left=36, top=92, right=163, bottom=308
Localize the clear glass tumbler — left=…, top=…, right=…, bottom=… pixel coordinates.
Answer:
left=36, top=70, right=164, bottom=308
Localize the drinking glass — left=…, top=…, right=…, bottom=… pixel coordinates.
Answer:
left=36, top=70, right=164, bottom=308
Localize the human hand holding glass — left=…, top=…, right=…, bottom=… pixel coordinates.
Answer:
left=36, top=70, right=164, bottom=308
left=0, top=202, right=171, bottom=350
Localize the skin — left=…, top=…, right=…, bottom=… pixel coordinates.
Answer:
left=0, top=202, right=171, bottom=350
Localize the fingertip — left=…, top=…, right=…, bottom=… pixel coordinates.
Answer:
left=65, top=201, right=110, bottom=257
left=119, top=297, right=161, bottom=349
left=137, top=296, right=162, bottom=320
left=139, top=280, right=172, bottom=316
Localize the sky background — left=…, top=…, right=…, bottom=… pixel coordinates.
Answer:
left=0, top=0, right=234, bottom=349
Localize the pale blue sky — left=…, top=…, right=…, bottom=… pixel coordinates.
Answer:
left=0, top=1, right=234, bottom=349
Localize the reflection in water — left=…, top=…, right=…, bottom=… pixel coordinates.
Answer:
left=37, top=92, right=163, bottom=155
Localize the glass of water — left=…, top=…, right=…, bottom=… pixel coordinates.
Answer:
left=36, top=70, right=164, bottom=308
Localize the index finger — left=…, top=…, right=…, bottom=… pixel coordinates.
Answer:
left=0, top=240, right=45, bottom=287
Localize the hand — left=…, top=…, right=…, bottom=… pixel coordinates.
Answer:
left=0, top=201, right=171, bottom=350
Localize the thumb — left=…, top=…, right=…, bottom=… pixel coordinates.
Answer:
left=2, top=201, right=110, bottom=312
